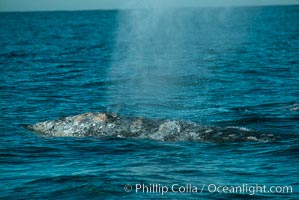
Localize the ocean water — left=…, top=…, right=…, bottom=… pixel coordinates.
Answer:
left=1, top=6, right=299, bottom=199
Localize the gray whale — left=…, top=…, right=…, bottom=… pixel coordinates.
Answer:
left=26, top=112, right=277, bottom=142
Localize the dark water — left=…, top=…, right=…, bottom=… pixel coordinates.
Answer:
left=1, top=6, right=299, bottom=199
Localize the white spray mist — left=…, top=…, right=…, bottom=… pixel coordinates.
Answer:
left=106, top=0, right=236, bottom=119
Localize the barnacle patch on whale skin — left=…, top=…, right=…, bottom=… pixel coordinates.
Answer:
left=93, top=113, right=108, bottom=122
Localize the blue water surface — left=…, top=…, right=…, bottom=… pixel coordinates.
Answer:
left=0, top=6, right=299, bottom=199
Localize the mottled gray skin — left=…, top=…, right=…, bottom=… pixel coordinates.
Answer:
left=27, top=112, right=277, bottom=142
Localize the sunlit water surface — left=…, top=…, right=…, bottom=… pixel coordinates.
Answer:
left=0, top=6, right=299, bottom=199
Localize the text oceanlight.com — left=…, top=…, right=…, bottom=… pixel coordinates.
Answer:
left=124, top=183, right=293, bottom=196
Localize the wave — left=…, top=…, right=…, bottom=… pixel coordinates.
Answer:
left=25, top=112, right=281, bottom=143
